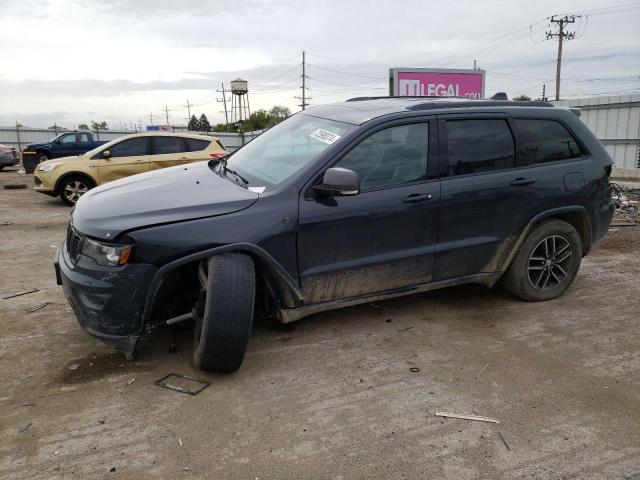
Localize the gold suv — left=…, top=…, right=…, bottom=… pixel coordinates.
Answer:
left=34, top=132, right=228, bottom=205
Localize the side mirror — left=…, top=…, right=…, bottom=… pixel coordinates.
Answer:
left=102, top=150, right=111, bottom=159
left=312, top=167, right=359, bottom=198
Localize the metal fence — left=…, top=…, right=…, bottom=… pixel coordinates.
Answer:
left=0, top=127, right=263, bottom=154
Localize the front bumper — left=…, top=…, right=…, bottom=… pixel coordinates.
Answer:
left=0, top=154, right=18, bottom=167
left=54, top=243, right=158, bottom=358
left=33, top=172, right=56, bottom=194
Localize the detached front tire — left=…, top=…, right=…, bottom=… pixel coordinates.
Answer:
left=193, top=253, right=255, bottom=373
left=501, top=219, right=582, bottom=301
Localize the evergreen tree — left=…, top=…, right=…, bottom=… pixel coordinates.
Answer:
left=199, top=113, right=211, bottom=132
left=187, top=115, right=200, bottom=131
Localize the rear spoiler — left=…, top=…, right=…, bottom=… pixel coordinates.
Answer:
left=570, top=108, right=581, bottom=117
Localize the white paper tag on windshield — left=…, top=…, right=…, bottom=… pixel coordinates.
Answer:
left=310, top=129, right=340, bottom=145
left=248, top=186, right=266, bottom=193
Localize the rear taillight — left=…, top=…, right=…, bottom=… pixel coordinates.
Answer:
left=209, top=152, right=228, bottom=159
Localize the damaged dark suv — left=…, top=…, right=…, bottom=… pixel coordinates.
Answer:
left=55, top=97, right=614, bottom=372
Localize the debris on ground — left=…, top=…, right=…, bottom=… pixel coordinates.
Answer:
left=0, top=221, right=13, bottom=226
left=498, top=431, right=511, bottom=451
left=154, top=373, right=211, bottom=395
left=611, top=184, right=639, bottom=225
left=68, top=363, right=79, bottom=370
left=18, top=422, right=33, bottom=433
left=435, top=412, right=500, bottom=424
left=409, top=367, right=420, bottom=373
left=2, top=288, right=39, bottom=299
left=178, top=437, right=183, bottom=447
left=26, top=302, right=50, bottom=313
left=476, top=362, right=490, bottom=380
left=3, top=183, right=27, bottom=190
left=127, top=378, right=136, bottom=385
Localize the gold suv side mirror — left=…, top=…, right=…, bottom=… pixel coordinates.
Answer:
left=102, top=150, right=111, bottom=159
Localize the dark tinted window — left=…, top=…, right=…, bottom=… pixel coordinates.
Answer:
left=108, top=138, right=148, bottom=157
left=336, top=123, right=429, bottom=191
left=185, top=138, right=210, bottom=152
left=446, top=119, right=515, bottom=176
left=514, top=119, right=582, bottom=166
left=154, top=136, right=185, bottom=154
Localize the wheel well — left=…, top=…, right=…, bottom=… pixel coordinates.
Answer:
left=550, top=211, right=592, bottom=256
left=146, top=254, right=278, bottom=330
left=54, top=172, right=97, bottom=195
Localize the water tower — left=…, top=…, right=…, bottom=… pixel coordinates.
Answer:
left=230, top=78, right=251, bottom=124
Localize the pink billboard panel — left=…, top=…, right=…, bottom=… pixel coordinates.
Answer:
left=391, top=68, right=485, bottom=99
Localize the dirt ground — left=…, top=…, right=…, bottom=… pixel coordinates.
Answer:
left=1, top=167, right=639, bottom=480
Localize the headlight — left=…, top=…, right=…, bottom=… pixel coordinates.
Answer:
left=37, top=162, right=61, bottom=172
left=82, top=238, right=132, bottom=266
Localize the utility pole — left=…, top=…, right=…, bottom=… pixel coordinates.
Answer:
left=148, top=112, right=154, bottom=126
left=163, top=106, right=170, bottom=126
left=546, top=15, right=579, bottom=101
left=217, top=83, right=230, bottom=125
left=184, top=99, right=192, bottom=120
left=542, top=84, right=547, bottom=101
left=296, top=50, right=310, bottom=110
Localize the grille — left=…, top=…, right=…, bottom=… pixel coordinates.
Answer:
left=66, top=225, right=84, bottom=263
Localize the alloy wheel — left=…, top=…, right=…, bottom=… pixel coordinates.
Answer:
left=527, top=235, right=573, bottom=290
left=63, top=180, right=88, bottom=204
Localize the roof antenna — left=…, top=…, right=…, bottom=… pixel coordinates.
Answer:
left=490, top=92, right=508, bottom=100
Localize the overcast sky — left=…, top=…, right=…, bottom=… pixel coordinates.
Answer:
left=0, top=0, right=638, bottom=128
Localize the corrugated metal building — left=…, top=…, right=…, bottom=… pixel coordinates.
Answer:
left=553, top=94, right=640, bottom=169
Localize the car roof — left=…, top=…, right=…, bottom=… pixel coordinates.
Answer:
left=108, top=131, right=220, bottom=141
left=302, top=96, right=558, bottom=125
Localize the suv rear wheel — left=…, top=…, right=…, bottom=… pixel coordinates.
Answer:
left=501, top=219, right=582, bottom=301
left=193, top=253, right=255, bottom=373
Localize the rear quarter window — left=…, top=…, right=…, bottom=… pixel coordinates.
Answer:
left=185, top=138, right=211, bottom=152
left=514, top=119, right=582, bottom=166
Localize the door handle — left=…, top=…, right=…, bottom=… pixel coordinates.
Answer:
left=510, top=177, right=536, bottom=186
left=403, top=193, right=433, bottom=203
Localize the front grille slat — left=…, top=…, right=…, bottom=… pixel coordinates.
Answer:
left=66, top=225, right=84, bottom=263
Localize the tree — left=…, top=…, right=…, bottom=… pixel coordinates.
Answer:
left=246, top=109, right=271, bottom=130
left=15, top=122, right=24, bottom=128
left=513, top=95, right=531, bottom=101
left=199, top=113, right=211, bottom=132
left=91, top=120, right=109, bottom=130
left=187, top=115, right=200, bottom=132
left=212, top=123, right=229, bottom=132
left=78, top=123, right=89, bottom=130
left=268, top=105, right=291, bottom=126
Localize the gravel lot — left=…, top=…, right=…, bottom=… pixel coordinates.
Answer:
left=1, top=167, right=639, bottom=480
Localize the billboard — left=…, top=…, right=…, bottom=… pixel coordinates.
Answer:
left=389, top=68, right=486, bottom=99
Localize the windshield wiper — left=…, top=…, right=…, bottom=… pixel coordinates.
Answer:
left=224, top=166, right=250, bottom=187
left=213, top=157, right=249, bottom=187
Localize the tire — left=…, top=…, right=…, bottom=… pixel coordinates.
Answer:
left=193, top=253, right=255, bottom=373
left=36, top=152, right=49, bottom=164
left=58, top=175, right=94, bottom=206
left=501, top=219, right=582, bottom=302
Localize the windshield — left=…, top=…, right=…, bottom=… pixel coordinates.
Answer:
left=225, top=114, right=355, bottom=190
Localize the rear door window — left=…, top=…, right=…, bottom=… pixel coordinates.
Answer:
left=185, top=138, right=210, bottom=152
left=154, top=136, right=186, bottom=155
left=513, top=119, right=582, bottom=166
left=446, top=119, right=515, bottom=176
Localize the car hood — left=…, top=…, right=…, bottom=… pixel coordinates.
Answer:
left=72, top=162, right=259, bottom=240
left=39, top=155, right=83, bottom=166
